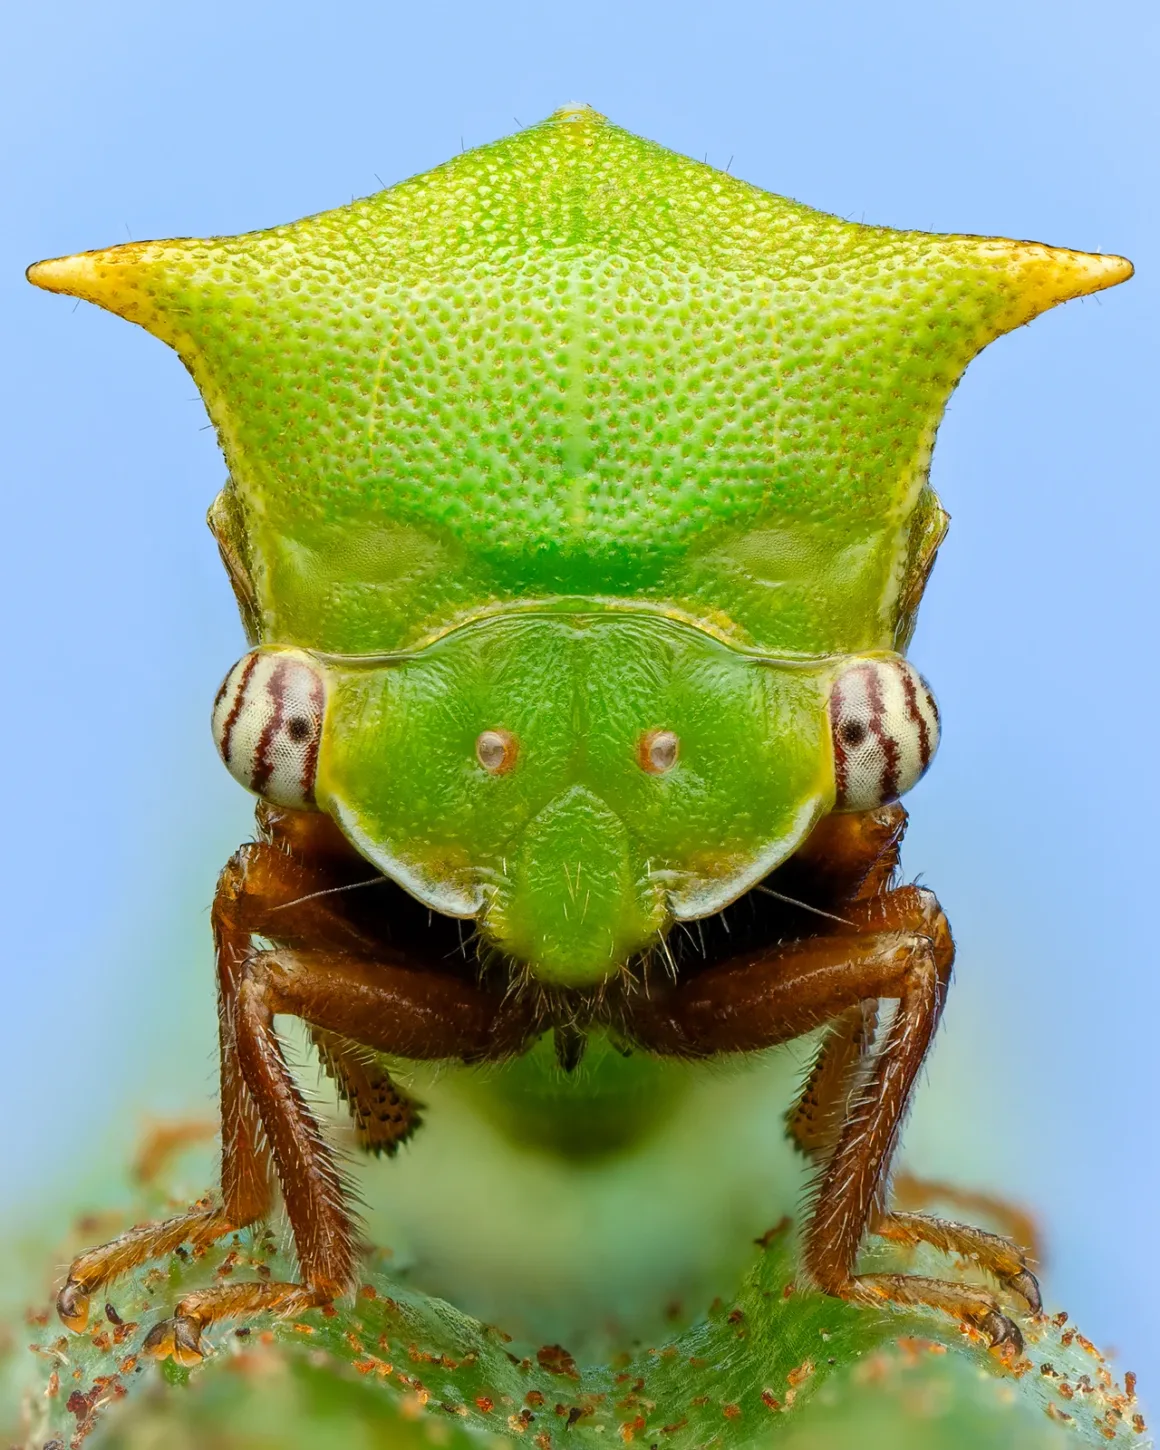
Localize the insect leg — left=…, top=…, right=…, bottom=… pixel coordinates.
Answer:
left=210, top=831, right=390, bottom=1208
left=890, top=1172, right=1042, bottom=1262
left=56, top=1200, right=238, bottom=1335
left=797, top=890, right=1034, bottom=1350
left=143, top=946, right=531, bottom=1359
left=55, top=827, right=372, bottom=1334
left=627, top=886, right=1028, bottom=1348
left=784, top=805, right=895, bottom=1162
left=784, top=1003, right=878, bottom=1159
left=311, top=1026, right=424, bottom=1157
left=785, top=1018, right=1041, bottom=1315
left=780, top=809, right=1041, bottom=1315
left=870, top=1210, right=1041, bottom=1312
left=144, top=948, right=361, bottom=1363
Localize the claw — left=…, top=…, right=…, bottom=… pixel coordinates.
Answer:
left=142, top=1319, right=177, bottom=1360
left=1005, top=1267, right=1042, bottom=1314
left=56, top=1279, right=90, bottom=1333
left=978, top=1308, right=1024, bottom=1356
left=172, top=1316, right=206, bottom=1366
left=144, top=1314, right=206, bottom=1366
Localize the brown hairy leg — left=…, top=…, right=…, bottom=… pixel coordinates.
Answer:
left=53, top=827, right=297, bottom=1336
left=784, top=1003, right=878, bottom=1160
left=783, top=810, right=1041, bottom=1330
left=629, top=868, right=1035, bottom=1351
left=144, top=940, right=530, bottom=1360
left=786, top=1015, right=1041, bottom=1323
left=57, top=809, right=362, bottom=1334
left=57, top=808, right=530, bottom=1359
left=311, top=1027, right=424, bottom=1157
left=891, top=1172, right=1043, bottom=1265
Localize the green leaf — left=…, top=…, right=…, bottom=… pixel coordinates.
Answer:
left=2, top=1180, right=1147, bottom=1449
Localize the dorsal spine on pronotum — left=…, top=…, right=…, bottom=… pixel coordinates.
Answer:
left=29, top=107, right=1130, bottom=1366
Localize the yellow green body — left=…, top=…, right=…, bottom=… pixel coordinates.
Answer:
left=28, top=105, right=1129, bottom=987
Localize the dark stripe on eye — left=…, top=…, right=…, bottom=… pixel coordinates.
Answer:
left=899, top=666, right=931, bottom=769
left=298, top=672, right=325, bottom=805
left=862, top=662, right=900, bottom=802
left=220, top=652, right=260, bottom=766
left=250, top=659, right=289, bottom=795
left=830, top=674, right=849, bottom=801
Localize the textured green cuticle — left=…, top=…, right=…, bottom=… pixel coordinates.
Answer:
left=28, top=105, right=1130, bottom=661
left=25, top=107, right=1129, bottom=964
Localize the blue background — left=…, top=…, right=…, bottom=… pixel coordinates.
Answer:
left=2, top=0, right=1155, bottom=1381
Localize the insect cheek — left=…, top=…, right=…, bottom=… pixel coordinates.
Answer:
left=829, top=657, right=940, bottom=811
left=211, top=649, right=327, bottom=809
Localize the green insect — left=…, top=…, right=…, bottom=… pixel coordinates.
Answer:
left=29, top=104, right=1130, bottom=1364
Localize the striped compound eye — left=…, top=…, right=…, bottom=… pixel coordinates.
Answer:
left=829, top=657, right=940, bottom=811
left=212, top=650, right=326, bottom=810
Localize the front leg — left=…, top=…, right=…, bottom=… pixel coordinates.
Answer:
left=145, top=943, right=532, bottom=1359
left=53, top=837, right=298, bottom=1337
left=57, top=817, right=531, bottom=1357
left=628, top=885, right=1033, bottom=1350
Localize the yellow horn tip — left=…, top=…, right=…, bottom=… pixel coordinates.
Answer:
left=26, top=252, right=92, bottom=295
left=26, top=241, right=182, bottom=334
left=964, top=239, right=1134, bottom=336
left=1097, top=252, right=1133, bottom=286
left=1056, top=248, right=1134, bottom=294
left=1014, top=241, right=1133, bottom=301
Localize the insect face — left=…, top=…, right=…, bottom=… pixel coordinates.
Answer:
left=308, top=613, right=836, bottom=987
left=212, top=649, right=326, bottom=810
left=829, top=657, right=939, bottom=811
left=209, top=639, right=942, bottom=985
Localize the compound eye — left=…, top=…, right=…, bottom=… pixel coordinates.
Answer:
left=829, top=657, right=940, bottom=811
left=212, top=649, right=326, bottom=809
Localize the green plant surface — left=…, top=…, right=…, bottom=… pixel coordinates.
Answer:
left=4, top=1184, right=1147, bottom=1450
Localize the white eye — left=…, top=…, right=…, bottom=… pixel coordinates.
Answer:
left=829, top=657, right=940, bottom=811
left=212, top=649, right=326, bottom=809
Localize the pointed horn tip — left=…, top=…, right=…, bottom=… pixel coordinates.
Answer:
left=1068, top=249, right=1134, bottom=294
left=986, top=242, right=1135, bottom=325
left=25, top=253, right=92, bottom=296
left=1021, top=243, right=1135, bottom=303
left=26, top=241, right=169, bottom=306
